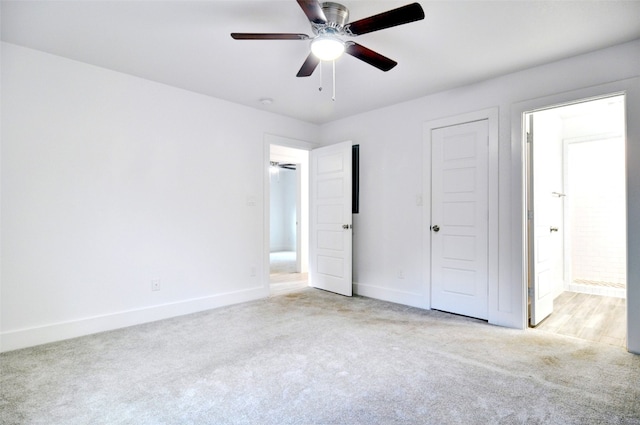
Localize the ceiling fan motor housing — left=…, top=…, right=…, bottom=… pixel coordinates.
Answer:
left=320, top=2, right=349, bottom=30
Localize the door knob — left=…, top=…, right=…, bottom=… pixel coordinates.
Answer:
left=550, top=226, right=559, bottom=232
left=432, top=225, right=440, bottom=232
left=342, top=224, right=352, bottom=229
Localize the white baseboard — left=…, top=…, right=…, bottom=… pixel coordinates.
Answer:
left=0, top=286, right=267, bottom=353
left=353, top=282, right=428, bottom=309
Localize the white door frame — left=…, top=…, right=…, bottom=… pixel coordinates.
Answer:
left=263, top=134, right=316, bottom=296
left=511, top=78, right=640, bottom=353
left=423, top=108, right=499, bottom=318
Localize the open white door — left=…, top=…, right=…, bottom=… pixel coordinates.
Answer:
left=431, top=120, right=489, bottom=320
left=309, top=142, right=352, bottom=296
left=528, top=114, right=554, bottom=326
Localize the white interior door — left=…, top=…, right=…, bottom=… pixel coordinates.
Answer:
left=309, top=141, right=352, bottom=296
left=528, top=114, right=554, bottom=326
left=431, top=120, right=489, bottom=320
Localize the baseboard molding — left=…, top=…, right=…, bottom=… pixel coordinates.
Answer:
left=353, top=282, right=428, bottom=309
left=0, top=286, right=267, bottom=353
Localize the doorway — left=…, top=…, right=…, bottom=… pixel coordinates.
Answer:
left=269, top=143, right=309, bottom=296
left=264, top=136, right=354, bottom=298
left=526, top=95, right=627, bottom=347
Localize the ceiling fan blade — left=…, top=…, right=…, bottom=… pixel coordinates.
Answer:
left=345, top=43, right=397, bottom=72
left=231, top=33, right=310, bottom=40
left=297, top=0, right=327, bottom=24
left=345, top=2, right=425, bottom=36
left=296, top=53, right=321, bottom=77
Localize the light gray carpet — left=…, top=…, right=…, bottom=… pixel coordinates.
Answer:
left=1, top=288, right=639, bottom=424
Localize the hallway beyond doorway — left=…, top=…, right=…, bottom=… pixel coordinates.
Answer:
left=270, top=251, right=308, bottom=296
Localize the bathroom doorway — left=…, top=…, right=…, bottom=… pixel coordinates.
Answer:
left=526, top=94, right=627, bottom=347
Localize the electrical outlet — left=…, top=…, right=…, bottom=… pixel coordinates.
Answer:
left=398, top=269, right=405, bottom=279
left=151, top=278, right=161, bottom=291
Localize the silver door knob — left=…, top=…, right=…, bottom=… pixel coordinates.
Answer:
left=432, top=225, right=440, bottom=232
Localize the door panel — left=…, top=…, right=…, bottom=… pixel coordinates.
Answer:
left=310, top=142, right=352, bottom=296
left=529, top=113, right=555, bottom=325
left=431, top=120, right=489, bottom=320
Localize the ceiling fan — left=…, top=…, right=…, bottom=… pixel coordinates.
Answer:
left=231, top=1, right=425, bottom=77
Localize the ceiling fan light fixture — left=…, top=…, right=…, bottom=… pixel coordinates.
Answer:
left=311, top=35, right=345, bottom=61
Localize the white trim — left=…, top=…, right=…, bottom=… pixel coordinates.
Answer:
left=264, top=134, right=316, bottom=151
left=0, top=286, right=265, bottom=353
left=510, top=77, right=640, bottom=353
left=423, top=108, right=499, bottom=321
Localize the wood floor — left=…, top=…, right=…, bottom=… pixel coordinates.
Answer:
left=269, top=251, right=308, bottom=297
left=534, top=291, right=626, bottom=348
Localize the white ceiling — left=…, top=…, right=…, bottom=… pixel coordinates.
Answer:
left=2, top=1, right=640, bottom=124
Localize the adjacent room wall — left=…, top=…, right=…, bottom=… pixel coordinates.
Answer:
left=319, top=39, right=640, bottom=351
left=566, top=137, right=626, bottom=290
left=0, top=42, right=319, bottom=352
left=561, top=99, right=626, bottom=295
left=269, top=167, right=297, bottom=252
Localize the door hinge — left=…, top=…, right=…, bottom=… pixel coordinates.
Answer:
left=526, top=132, right=533, bottom=144
left=527, top=210, right=534, bottom=220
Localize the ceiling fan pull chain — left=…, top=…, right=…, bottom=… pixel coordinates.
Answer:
left=319, top=61, right=323, bottom=92
left=332, top=60, right=336, bottom=102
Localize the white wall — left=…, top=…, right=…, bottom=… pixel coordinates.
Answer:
left=319, top=39, right=640, bottom=352
left=0, top=43, right=319, bottom=352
